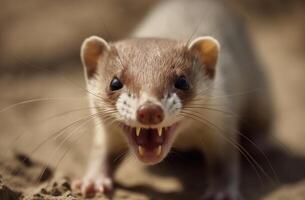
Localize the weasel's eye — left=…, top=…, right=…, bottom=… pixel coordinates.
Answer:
left=110, top=77, right=123, bottom=91
left=175, top=76, right=189, bottom=90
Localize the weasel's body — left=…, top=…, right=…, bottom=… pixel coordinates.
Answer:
left=73, top=0, right=273, bottom=199
left=134, top=0, right=273, bottom=150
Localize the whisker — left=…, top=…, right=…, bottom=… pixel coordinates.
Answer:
left=13, top=56, right=112, bottom=104
left=183, top=105, right=281, bottom=183
left=179, top=111, right=276, bottom=184
left=38, top=113, right=97, bottom=184
left=194, top=88, right=265, bottom=102
left=7, top=112, right=103, bottom=182
left=40, top=106, right=100, bottom=122
left=43, top=113, right=120, bottom=186
left=6, top=106, right=100, bottom=155
left=179, top=112, right=264, bottom=185
left=0, top=97, right=86, bottom=113
left=112, top=150, right=129, bottom=165
left=184, top=10, right=207, bottom=47
left=184, top=102, right=229, bottom=109
left=183, top=106, right=236, bottom=117
left=237, top=132, right=279, bottom=183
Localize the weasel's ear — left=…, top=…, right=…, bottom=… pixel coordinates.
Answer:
left=81, top=36, right=110, bottom=78
left=188, top=36, right=220, bottom=78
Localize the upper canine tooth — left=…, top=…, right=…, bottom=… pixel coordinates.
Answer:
left=136, top=127, right=141, bottom=136
left=158, top=127, right=162, bottom=136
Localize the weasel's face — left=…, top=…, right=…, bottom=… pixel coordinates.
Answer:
left=81, top=37, right=219, bottom=164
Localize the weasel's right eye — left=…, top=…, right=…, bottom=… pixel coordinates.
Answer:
left=175, top=76, right=189, bottom=91
left=110, top=77, right=123, bottom=91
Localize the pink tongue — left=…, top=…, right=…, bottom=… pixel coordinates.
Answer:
left=135, top=129, right=164, bottom=150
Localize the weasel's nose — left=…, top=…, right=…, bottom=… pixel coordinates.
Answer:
left=137, top=103, right=164, bottom=125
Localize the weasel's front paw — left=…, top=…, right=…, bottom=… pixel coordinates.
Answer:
left=72, top=176, right=113, bottom=197
left=201, top=189, right=242, bottom=200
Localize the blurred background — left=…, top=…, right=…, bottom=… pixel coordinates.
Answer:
left=0, top=0, right=305, bottom=199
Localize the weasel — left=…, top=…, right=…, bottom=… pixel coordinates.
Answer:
left=73, top=0, right=273, bottom=199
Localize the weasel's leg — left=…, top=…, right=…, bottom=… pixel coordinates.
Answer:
left=201, top=123, right=242, bottom=200
left=73, top=125, right=125, bottom=197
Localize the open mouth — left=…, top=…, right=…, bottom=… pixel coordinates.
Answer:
left=122, top=124, right=177, bottom=164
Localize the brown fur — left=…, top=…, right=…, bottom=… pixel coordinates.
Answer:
left=90, top=38, right=209, bottom=107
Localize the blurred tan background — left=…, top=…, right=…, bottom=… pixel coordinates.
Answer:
left=0, top=0, right=305, bottom=199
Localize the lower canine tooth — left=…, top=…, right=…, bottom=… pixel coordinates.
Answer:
left=157, top=127, right=162, bottom=136
left=138, top=146, right=144, bottom=156
left=156, top=145, right=162, bottom=156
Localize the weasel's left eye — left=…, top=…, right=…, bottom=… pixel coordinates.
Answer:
left=110, top=77, right=123, bottom=91
left=175, top=76, right=189, bottom=91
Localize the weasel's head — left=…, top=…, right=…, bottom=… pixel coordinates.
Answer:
left=81, top=36, right=220, bottom=164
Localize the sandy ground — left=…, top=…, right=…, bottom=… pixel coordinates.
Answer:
left=1, top=3, right=305, bottom=200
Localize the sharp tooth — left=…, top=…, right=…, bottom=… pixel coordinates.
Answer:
left=156, top=145, right=162, bottom=156
left=138, top=146, right=144, bottom=156
left=158, top=127, right=162, bottom=136
left=136, top=127, right=141, bottom=136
